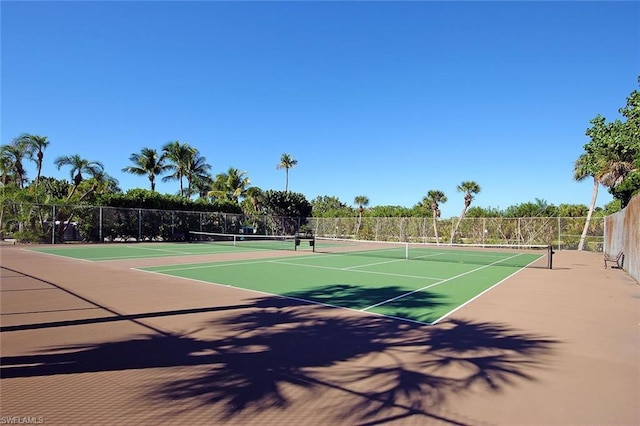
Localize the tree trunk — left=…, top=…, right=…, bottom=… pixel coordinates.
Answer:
left=432, top=214, right=440, bottom=245
left=355, top=207, right=363, bottom=237
left=578, top=178, right=599, bottom=251
left=450, top=206, right=468, bottom=244
left=285, top=170, right=289, bottom=192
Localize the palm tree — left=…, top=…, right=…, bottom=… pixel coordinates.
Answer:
left=184, top=150, right=212, bottom=198
left=0, top=139, right=29, bottom=189
left=122, top=147, right=169, bottom=191
left=424, top=190, right=447, bottom=244
left=276, top=153, right=297, bottom=192
left=77, top=171, right=119, bottom=202
left=16, top=134, right=49, bottom=192
left=574, top=116, right=636, bottom=250
left=450, top=181, right=481, bottom=244
left=0, top=151, right=13, bottom=186
left=209, top=168, right=251, bottom=203
left=244, top=186, right=265, bottom=213
left=53, top=154, right=104, bottom=201
left=162, top=141, right=196, bottom=197
left=573, top=152, right=602, bottom=251
left=192, top=174, right=215, bottom=199
left=354, top=195, right=369, bottom=236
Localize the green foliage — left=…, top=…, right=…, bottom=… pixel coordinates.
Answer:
left=408, top=203, right=431, bottom=217
left=98, top=189, right=242, bottom=213
left=262, top=190, right=312, bottom=217
left=262, top=190, right=311, bottom=234
left=311, top=195, right=352, bottom=217
left=602, top=199, right=622, bottom=215
left=577, top=79, right=640, bottom=207
left=465, top=206, right=502, bottom=218
left=32, top=177, right=71, bottom=201
left=504, top=199, right=558, bottom=218
left=557, top=203, right=588, bottom=218
left=609, top=170, right=640, bottom=207
left=367, top=205, right=412, bottom=217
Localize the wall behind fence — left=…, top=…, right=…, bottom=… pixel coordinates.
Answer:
left=605, top=193, right=639, bottom=283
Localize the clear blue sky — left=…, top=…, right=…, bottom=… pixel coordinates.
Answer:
left=2, top=1, right=639, bottom=218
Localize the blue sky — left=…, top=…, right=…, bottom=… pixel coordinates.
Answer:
left=2, top=1, right=639, bottom=218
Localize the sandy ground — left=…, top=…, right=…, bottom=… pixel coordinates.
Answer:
left=1, top=245, right=638, bottom=425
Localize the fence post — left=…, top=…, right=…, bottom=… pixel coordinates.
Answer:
left=99, top=207, right=103, bottom=243
left=52, top=205, right=56, bottom=244
left=482, top=217, right=486, bottom=247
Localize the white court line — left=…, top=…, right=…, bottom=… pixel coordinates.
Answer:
left=360, top=253, right=526, bottom=312
left=148, top=257, right=444, bottom=281
left=147, top=257, right=288, bottom=273
left=22, top=248, right=95, bottom=262
left=122, top=245, right=196, bottom=255
left=268, top=260, right=444, bottom=281
left=341, top=257, right=417, bottom=270
left=134, top=267, right=435, bottom=326
left=135, top=251, right=540, bottom=327
left=429, top=254, right=543, bottom=325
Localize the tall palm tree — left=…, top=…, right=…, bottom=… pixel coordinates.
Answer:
left=574, top=116, right=636, bottom=250
left=162, top=141, right=196, bottom=197
left=450, top=181, right=481, bottom=244
left=276, top=153, right=297, bottom=192
left=573, top=152, right=601, bottom=251
left=122, top=147, right=169, bottom=191
left=53, top=154, right=104, bottom=201
left=354, top=195, right=369, bottom=236
left=16, top=133, right=50, bottom=192
left=424, top=190, right=447, bottom=244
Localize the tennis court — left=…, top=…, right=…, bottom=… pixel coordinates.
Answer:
left=4, top=238, right=639, bottom=426
left=28, top=236, right=546, bottom=325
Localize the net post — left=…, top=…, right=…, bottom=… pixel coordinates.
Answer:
left=547, top=245, right=555, bottom=269
left=405, top=242, right=409, bottom=260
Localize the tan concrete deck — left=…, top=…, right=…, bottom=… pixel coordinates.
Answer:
left=1, top=246, right=638, bottom=425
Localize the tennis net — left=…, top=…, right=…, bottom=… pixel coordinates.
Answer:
left=189, top=231, right=312, bottom=252
left=313, top=237, right=552, bottom=269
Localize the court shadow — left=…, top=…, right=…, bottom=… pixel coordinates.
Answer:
left=284, top=283, right=448, bottom=310
left=0, top=296, right=560, bottom=424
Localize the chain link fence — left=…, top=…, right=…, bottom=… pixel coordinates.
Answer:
left=308, top=216, right=604, bottom=251
left=0, top=203, right=304, bottom=243
left=0, top=202, right=604, bottom=251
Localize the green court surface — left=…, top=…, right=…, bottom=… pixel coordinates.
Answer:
left=26, top=241, right=299, bottom=261
left=139, top=250, right=543, bottom=325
